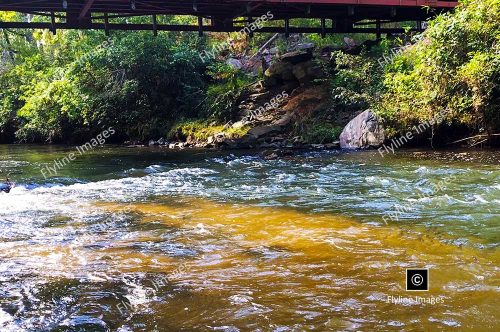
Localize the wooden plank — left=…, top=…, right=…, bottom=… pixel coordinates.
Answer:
left=0, top=20, right=424, bottom=34
left=78, top=0, right=95, bottom=20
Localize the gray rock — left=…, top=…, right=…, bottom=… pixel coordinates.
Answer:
left=247, top=125, right=281, bottom=139
left=248, top=92, right=271, bottom=101
left=217, top=138, right=237, bottom=148
left=273, top=112, right=294, bottom=127
left=262, top=75, right=278, bottom=87
left=214, top=132, right=225, bottom=143
left=259, top=142, right=272, bottom=148
left=232, top=120, right=249, bottom=129
left=270, top=136, right=284, bottom=143
left=292, top=62, right=308, bottom=81
left=264, top=61, right=294, bottom=82
left=297, top=43, right=315, bottom=51
left=339, top=110, right=385, bottom=149
left=227, top=58, right=243, bottom=69
left=324, top=142, right=340, bottom=149
left=269, top=47, right=279, bottom=54
left=292, top=60, right=324, bottom=83
left=186, top=135, right=196, bottom=145
left=263, top=152, right=279, bottom=160
left=281, top=50, right=313, bottom=64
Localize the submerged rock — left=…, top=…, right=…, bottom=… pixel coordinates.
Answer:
left=339, top=110, right=385, bottom=149
left=0, top=182, right=12, bottom=193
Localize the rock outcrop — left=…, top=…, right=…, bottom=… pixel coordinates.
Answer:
left=158, top=45, right=348, bottom=151
left=339, top=110, right=385, bottom=149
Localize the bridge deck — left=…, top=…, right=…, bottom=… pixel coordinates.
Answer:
left=0, top=0, right=459, bottom=33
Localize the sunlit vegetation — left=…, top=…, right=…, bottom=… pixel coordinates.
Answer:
left=377, top=0, right=500, bottom=136
left=0, top=0, right=498, bottom=144
left=168, top=119, right=250, bottom=142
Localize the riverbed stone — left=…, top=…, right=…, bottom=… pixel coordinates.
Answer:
left=339, top=110, right=385, bottom=149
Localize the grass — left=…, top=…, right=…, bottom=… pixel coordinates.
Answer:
left=168, top=120, right=250, bottom=142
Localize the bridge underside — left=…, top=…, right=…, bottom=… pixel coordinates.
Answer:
left=0, top=1, right=458, bottom=34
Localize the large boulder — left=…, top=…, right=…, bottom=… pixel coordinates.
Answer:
left=264, top=61, right=294, bottom=82
left=339, top=110, right=385, bottom=149
left=281, top=50, right=313, bottom=64
left=292, top=60, right=325, bottom=84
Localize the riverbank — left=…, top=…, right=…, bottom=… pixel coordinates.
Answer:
left=1, top=0, right=498, bottom=149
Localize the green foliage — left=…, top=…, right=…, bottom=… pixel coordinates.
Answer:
left=168, top=120, right=223, bottom=141
left=327, top=50, right=385, bottom=112
left=2, top=3, right=499, bottom=145
left=168, top=119, right=249, bottom=141
left=302, top=123, right=343, bottom=144
left=205, top=63, right=254, bottom=121
left=378, top=0, right=500, bottom=134
left=0, top=27, right=210, bottom=143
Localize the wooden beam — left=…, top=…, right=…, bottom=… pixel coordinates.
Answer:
left=198, top=16, right=203, bottom=36
left=0, top=21, right=421, bottom=34
left=50, top=11, right=56, bottom=34
left=152, top=14, right=157, bottom=36
left=79, top=0, right=95, bottom=20
left=104, top=12, right=109, bottom=36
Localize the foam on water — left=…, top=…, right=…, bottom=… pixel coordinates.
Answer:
left=0, top=147, right=498, bottom=330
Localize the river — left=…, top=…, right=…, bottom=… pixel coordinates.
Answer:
left=0, top=145, right=498, bottom=331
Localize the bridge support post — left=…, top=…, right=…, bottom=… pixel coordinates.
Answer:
left=152, top=15, right=158, bottom=36
left=104, top=13, right=109, bottom=36
left=211, top=16, right=233, bottom=32
left=284, top=18, right=290, bottom=38
left=198, top=16, right=203, bottom=37
left=376, top=19, right=381, bottom=39
left=337, top=19, right=353, bottom=33
left=321, top=18, right=326, bottom=38
left=50, top=12, right=56, bottom=35
left=247, top=17, right=254, bottom=38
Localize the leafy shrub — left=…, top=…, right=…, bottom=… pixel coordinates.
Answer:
left=378, top=0, right=500, bottom=136
left=326, top=50, right=385, bottom=113
left=205, top=63, right=255, bottom=122
left=168, top=119, right=249, bottom=141
left=0, top=26, right=210, bottom=143
left=302, top=123, right=343, bottom=144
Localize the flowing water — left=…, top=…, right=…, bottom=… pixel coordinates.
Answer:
left=0, top=145, right=498, bottom=331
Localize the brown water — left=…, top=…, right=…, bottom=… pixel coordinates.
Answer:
left=0, top=146, right=499, bottom=331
